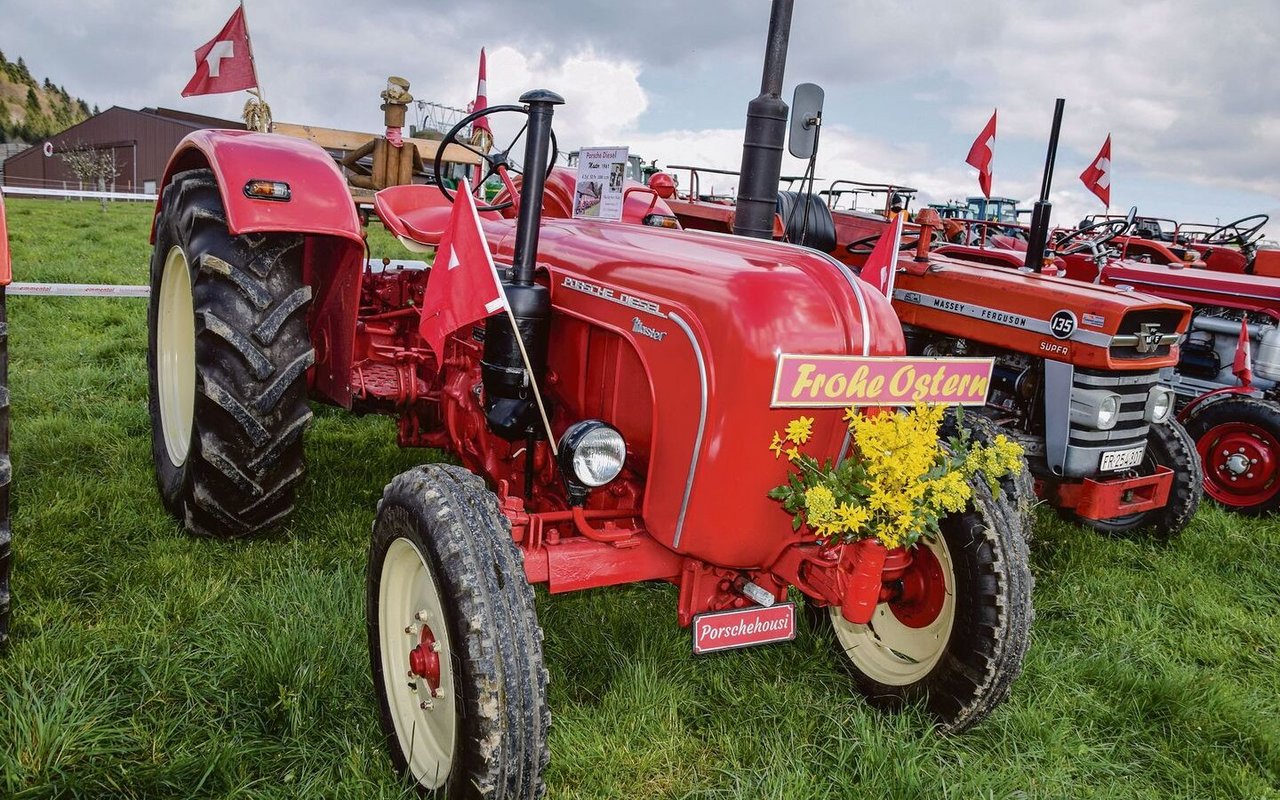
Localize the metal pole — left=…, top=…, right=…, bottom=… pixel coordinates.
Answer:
left=1023, top=98, right=1065, bottom=269
left=732, top=0, right=795, bottom=240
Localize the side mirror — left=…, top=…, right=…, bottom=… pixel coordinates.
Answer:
left=788, top=82, right=824, bottom=160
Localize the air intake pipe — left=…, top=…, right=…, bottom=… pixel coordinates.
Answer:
left=482, top=89, right=563, bottom=440
left=732, top=0, right=794, bottom=241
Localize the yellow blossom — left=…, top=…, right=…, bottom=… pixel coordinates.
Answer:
left=769, top=432, right=784, bottom=459
left=786, top=416, right=815, bottom=445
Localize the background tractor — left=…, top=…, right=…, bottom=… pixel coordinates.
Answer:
left=653, top=163, right=1202, bottom=536
left=143, top=6, right=1033, bottom=795
left=937, top=212, right=1280, bottom=515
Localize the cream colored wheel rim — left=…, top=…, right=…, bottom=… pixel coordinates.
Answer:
left=830, top=535, right=957, bottom=686
left=157, top=246, right=196, bottom=467
left=379, top=537, right=457, bottom=789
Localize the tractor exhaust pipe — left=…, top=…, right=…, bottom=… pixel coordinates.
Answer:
left=1023, top=98, right=1065, bottom=269
left=732, top=0, right=795, bottom=240
left=511, top=89, right=564, bottom=286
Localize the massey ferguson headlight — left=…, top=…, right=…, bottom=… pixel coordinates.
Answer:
left=558, top=420, right=626, bottom=489
left=1070, top=388, right=1122, bottom=431
left=1145, top=386, right=1175, bottom=423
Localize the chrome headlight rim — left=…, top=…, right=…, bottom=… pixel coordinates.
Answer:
left=1146, top=386, right=1175, bottom=424
left=558, top=420, right=627, bottom=489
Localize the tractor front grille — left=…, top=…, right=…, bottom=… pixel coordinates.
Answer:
left=1063, top=367, right=1159, bottom=476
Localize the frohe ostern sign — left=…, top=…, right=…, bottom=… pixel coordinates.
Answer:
left=771, top=354, right=995, bottom=408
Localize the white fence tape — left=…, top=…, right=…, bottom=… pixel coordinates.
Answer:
left=6, top=260, right=428, bottom=298
left=1, top=186, right=158, bottom=201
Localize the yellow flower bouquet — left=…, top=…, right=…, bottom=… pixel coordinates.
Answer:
left=768, top=403, right=1024, bottom=550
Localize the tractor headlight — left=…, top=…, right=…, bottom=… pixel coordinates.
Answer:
left=1145, top=386, right=1175, bottom=424
left=558, top=420, right=626, bottom=489
left=1070, top=389, right=1122, bottom=431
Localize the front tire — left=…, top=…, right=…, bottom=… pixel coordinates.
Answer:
left=1184, top=395, right=1280, bottom=516
left=1081, top=420, right=1203, bottom=537
left=367, top=464, right=549, bottom=797
left=146, top=169, right=314, bottom=537
left=811, top=472, right=1034, bottom=733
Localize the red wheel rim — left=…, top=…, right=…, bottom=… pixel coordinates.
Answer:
left=1195, top=421, right=1280, bottom=507
left=889, top=542, right=946, bottom=629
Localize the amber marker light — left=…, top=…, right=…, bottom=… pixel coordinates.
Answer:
left=243, top=180, right=291, bottom=201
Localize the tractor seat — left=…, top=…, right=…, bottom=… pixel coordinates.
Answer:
left=374, top=184, right=501, bottom=246
left=775, top=191, right=837, bottom=253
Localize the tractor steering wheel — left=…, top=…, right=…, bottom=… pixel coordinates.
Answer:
left=433, top=104, right=560, bottom=213
left=1052, top=214, right=1132, bottom=256
left=1204, top=213, right=1269, bottom=248
left=845, top=228, right=933, bottom=256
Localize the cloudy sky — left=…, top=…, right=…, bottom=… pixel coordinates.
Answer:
left=4, top=0, right=1277, bottom=239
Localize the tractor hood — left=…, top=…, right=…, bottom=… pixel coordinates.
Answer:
left=489, top=220, right=904, bottom=567
left=892, top=254, right=1191, bottom=371
left=1103, top=260, right=1280, bottom=315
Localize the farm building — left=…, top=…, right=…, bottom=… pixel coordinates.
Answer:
left=0, top=106, right=243, bottom=194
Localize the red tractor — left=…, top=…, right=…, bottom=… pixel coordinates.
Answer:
left=655, top=172, right=1201, bottom=536
left=145, top=74, right=1034, bottom=800
left=936, top=212, right=1280, bottom=514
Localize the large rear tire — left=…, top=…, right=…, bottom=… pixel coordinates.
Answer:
left=146, top=169, right=313, bottom=537
left=810, top=470, right=1034, bottom=733
left=1184, top=395, right=1280, bottom=516
left=367, top=464, right=549, bottom=797
left=1080, top=420, right=1203, bottom=537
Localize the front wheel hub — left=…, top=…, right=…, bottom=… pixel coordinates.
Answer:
left=408, top=625, right=442, bottom=692
left=1198, top=422, right=1279, bottom=505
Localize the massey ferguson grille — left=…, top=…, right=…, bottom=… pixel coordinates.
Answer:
left=1108, top=309, right=1184, bottom=359
left=1063, top=368, right=1159, bottom=476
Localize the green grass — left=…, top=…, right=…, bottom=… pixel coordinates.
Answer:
left=1, top=197, right=1277, bottom=799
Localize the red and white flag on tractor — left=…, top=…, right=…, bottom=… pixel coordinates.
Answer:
left=181, top=5, right=258, bottom=97
left=1234, top=318, right=1254, bottom=386
left=860, top=214, right=906, bottom=298
left=965, top=110, right=997, bottom=199
left=418, top=178, right=507, bottom=365
left=469, top=48, right=492, bottom=194
left=1080, top=134, right=1112, bottom=207
left=471, top=48, right=491, bottom=134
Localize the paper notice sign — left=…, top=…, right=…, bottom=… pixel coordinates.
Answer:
left=572, top=146, right=629, bottom=221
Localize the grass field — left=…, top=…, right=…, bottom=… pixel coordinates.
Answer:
left=0, top=196, right=1277, bottom=799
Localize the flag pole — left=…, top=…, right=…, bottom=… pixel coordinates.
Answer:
left=237, top=0, right=269, bottom=130
left=884, top=214, right=905, bottom=299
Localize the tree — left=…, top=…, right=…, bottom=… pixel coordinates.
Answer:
left=59, top=142, right=120, bottom=211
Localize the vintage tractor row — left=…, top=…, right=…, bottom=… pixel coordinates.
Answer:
left=659, top=170, right=1202, bottom=536
left=933, top=212, right=1280, bottom=514
left=143, top=28, right=1035, bottom=795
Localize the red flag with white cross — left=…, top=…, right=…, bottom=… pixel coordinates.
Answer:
left=965, top=110, right=997, bottom=199
left=418, top=178, right=508, bottom=366
left=181, top=5, right=258, bottom=97
left=1080, top=134, right=1112, bottom=207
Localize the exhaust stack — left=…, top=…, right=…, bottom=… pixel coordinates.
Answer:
left=732, top=0, right=795, bottom=241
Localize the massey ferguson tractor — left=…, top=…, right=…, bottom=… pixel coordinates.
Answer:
left=143, top=6, right=1033, bottom=794
left=937, top=213, right=1280, bottom=515
left=659, top=171, right=1202, bottom=536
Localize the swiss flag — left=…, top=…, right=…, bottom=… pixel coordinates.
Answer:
left=965, top=110, right=997, bottom=199
left=1234, top=318, right=1253, bottom=386
left=418, top=178, right=508, bottom=365
left=1080, top=134, right=1112, bottom=207
left=181, top=6, right=258, bottom=98
left=860, top=214, right=906, bottom=298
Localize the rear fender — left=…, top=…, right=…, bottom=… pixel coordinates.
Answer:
left=1177, top=385, right=1259, bottom=423
left=152, top=129, right=367, bottom=407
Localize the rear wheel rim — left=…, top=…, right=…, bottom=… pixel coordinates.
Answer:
left=379, top=537, right=457, bottom=789
left=157, top=246, right=195, bottom=467
left=830, top=534, right=956, bottom=686
left=1196, top=421, right=1280, bottom=507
